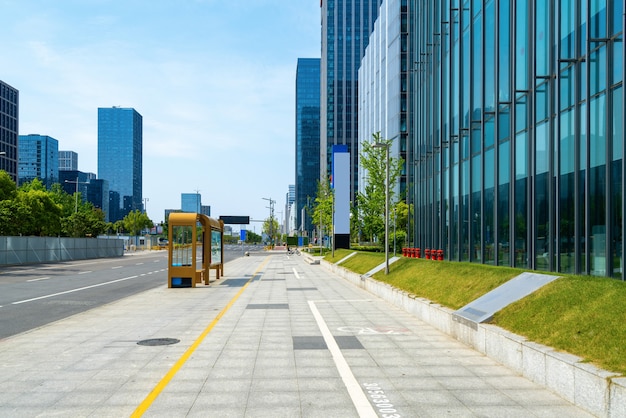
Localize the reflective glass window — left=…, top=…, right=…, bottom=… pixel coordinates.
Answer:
left=498, top=140, right=510, bottom=265
left=515, top=1, right=529, bottom=92
left=498, top=0, right=510, bottom=102
left=613, top=39, right=623, bottom=86
left=611, top=86, right=623, bottom=277
left=611, top=0, right=623, bottom=35
left=590, top=46, right=607, bottom=96
left=514, top=132, right=528, bottom=268
left=590, top=0, right=607, bottom=39
left=515, top=96, right=527, bottom=133
left=589, top=94, right=607, bottom=275
left=535, top=122, right=550, bottom=270
left=535, top=1, right=549, bottom=78
left=560, top=0, right=576, bottom=59
left=484, top=0, right=496, bottom=110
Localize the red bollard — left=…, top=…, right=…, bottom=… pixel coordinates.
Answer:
left=406, top=247, right=412, bottom=258
left=437, top=249, right=444, bottom=261
left=425, top=248, right=430, bottom=259
left=410, top=248, right=416, bottom=258
left=416, top=248, right=421, bottom=258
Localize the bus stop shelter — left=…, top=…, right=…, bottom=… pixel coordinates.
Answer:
left=167, top=213, right=224, bottom=288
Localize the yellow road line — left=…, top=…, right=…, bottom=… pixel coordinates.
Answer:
left=131, top=256, right=271, bottom=417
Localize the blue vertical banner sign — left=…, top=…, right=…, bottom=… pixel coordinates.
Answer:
left=332, top=145, right=350, bottom=249
left=240, top=230, right=247, bottom=241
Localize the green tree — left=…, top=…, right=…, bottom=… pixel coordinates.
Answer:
left=0, top=170, right=16, bottom=201
left=123, top=210, right=153, bottom=236
left=357, top=132, right=404, bottom=244
left=62, top=208, right=107, bottom=238
left=262, top=217, right=280, bottom=244
left=245, top=230, right=262, bottom=244
left=311, top=177, right=333, bottom=241
left=16, top=179, right=63, bottom=236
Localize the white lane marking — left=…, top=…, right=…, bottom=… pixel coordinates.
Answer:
left=27, top=277, right=51, bottom=282
left=78, top=271, right=92, bottom=275
left=308, top=301, right=377, bottom=418
left=136, top=262, right=144, bottom=265
left=112, top=266, right=123, bottom=269
left=12, top=275, right=139, bottom=305
left=292, top=267, right=300, bottom=279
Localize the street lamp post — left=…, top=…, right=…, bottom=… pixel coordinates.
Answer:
left=373, top=142, right=390, bottom=274
left=65, top=177, right=89, bottom=213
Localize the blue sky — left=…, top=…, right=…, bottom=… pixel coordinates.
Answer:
left=0, top=0, right=320, bottom=229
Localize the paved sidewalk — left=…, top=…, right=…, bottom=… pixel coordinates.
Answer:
left=0, top=252, right=593, bottom=417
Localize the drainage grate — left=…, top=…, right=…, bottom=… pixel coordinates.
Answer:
left=219, top=279, right=250, bottom=287
left=137, top=338, right=180, bottom=346
left=287, top=287, right=318, bottom=291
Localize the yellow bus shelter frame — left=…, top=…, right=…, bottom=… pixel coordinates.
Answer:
left=167, top=212, right=224, bottom=288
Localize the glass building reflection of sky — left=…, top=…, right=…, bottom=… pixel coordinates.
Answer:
left=411, top=1, right=623, bottom=278
left=97, top=107, right=142, bottom=222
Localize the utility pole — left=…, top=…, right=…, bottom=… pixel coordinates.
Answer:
left=262, top=197, right=275, bottom=246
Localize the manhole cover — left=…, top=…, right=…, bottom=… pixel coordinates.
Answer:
left=137, top=338, right=180, bottom=346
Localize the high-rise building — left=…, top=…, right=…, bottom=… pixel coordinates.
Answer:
left=409, top=1, right=623, bottom=278
left=181, top=193, right=201, bottom=213
left=58, top=170, right=108, bottom=218
left=0, top=81, right=18, bottom=182
left=358, top=0, right=409, bottom=199
left=320, top=0, right=382, bottom=202
left=59, top=151, right=78, bottom=171
left=295, top=58, right=320, bottom=235
left=18, top=134, right=59, bottom=188
left=97, top=107, right=143, bottom=222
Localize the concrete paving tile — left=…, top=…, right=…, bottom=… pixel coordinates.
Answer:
left=198, top=377, right=251, bottom=393
left=295, top=366, right=340, bottom=378
left=301, top=406, right=360, bottom=418
left=243, top=405, right=302, bottom=418
left=250, top=377, right=299, bottom=392
left=402, top=389, right=466, bottom=407
left=450, top=388, right=518, bottom=406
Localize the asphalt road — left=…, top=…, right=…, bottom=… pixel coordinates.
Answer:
left=0, top=246, right=260, bottom=341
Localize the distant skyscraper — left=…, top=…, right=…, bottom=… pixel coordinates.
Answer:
left=18, top=134, right=59, bottom=188
left=295, top=58, right=320, bottom=235
left=59, top=151, right=78, bottom=171
left=320, top=0, right=381, bottom=201
left=0, top=80, right=19, bottom=182
left=358, top=0, right=408, bottom=198
left=98, top=107, right=143, bottom=222
left=181, top=193, right=201, bottom=213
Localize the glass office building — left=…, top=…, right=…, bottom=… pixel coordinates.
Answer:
left=58, top=150, right=78, bottom=171
left=358, top=0, right=409, bottom=198
left=18, top=134, right=59, bottom=188
left=321, top=0, right=382, bottom=202
left=0, top=81, right=18, bottom=182
left=295, top=58, right=320, bottom=235
left=411, top=1, right=623, bottom=277
left=98, top=107, right=143, bottom=222
left=181, top=193, right=202, bottom=214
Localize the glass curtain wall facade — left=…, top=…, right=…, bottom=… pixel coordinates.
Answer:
left=321, top=0, right=382, bottom=202
left=358, top=0, right=409, bottom=199
left=295, top=58, right=321, bottom=236
left=411, top=0, right=624, bottom=277
left=17, top=134, right=59, bottom=188
left=97, top=107, right=143, bottom=223
left=0, top=81, right=18, bottom=182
